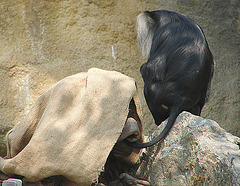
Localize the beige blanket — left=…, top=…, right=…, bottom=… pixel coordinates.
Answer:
left=0, top=68, right=143, bottom=185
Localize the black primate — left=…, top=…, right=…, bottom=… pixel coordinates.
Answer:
left=128, top=10, right=214, bottom=148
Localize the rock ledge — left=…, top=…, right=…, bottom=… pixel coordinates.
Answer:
left=137, top=112, right=240, bottom=186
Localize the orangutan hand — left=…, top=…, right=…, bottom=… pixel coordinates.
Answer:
left=118, top=173, right=150, bottom=186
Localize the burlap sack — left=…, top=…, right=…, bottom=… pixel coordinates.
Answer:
left=0, top=68, right=143, bottom=185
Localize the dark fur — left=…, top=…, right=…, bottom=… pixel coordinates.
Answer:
left=128, top=10, right=214, bottom=148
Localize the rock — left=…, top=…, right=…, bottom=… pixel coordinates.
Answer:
left=2, top=178, right=22, bottom=186
left=136, top=112, right=240, bottom=186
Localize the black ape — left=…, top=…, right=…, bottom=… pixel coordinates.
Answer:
left=128, top=10, right=214, bottom=148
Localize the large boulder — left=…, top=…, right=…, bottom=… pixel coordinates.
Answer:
left=137, top=112, right=240, bottom=185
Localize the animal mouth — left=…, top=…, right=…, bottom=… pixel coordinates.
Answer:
left=112, top=117, right=142, bottom=158
left=117, top=117, right=141, bottom=143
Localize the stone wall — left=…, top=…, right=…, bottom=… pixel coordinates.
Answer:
left=0, top=0, right=239, bottom=156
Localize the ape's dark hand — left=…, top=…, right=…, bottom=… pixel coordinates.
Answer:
left=119, top=173, right=150, bottom=186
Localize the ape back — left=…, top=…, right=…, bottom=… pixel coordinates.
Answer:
left=128, top=10, right=214, bottom=148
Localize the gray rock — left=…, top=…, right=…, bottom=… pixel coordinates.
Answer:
left=137, top=112, right=240, bottom=186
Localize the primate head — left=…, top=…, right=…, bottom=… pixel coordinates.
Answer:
left=127, top=10, right=214, bottom=148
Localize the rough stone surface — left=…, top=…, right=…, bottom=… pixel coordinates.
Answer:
left=137, top=112, right=240, bottom=186
left=0, top=0, right=239, bottom=156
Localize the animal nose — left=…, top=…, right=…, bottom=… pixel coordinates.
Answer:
left=118, top=117, right=141, bottom=143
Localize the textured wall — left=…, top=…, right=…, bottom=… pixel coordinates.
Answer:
left=0, top=0, right=239, bottom=156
